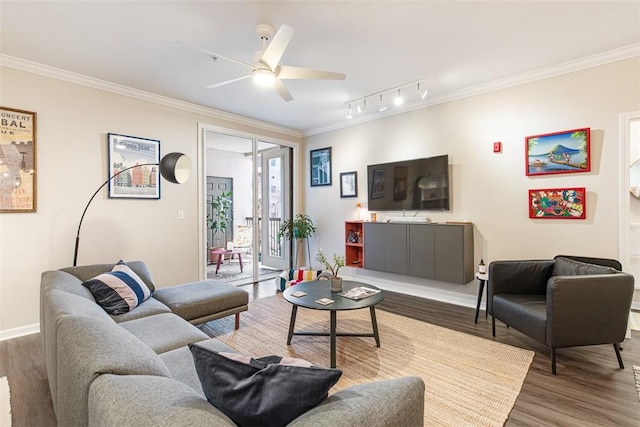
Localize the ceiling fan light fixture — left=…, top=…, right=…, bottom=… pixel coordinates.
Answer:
left=253, top=68, right=276, bottom=86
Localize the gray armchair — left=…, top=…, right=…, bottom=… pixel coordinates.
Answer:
left=488, top=255, right=634, bottom=374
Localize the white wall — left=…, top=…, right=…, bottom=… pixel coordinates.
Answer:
left=303, top=57, right=640, bottom=306
left=0, top=66, right=299, bottom=337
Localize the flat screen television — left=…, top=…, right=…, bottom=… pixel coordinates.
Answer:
left=367, top=154, right=449, bottom=211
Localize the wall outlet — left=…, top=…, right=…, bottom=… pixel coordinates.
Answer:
left=177, top=210, right=184, bottom=220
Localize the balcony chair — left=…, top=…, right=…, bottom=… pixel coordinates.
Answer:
left=488, top=255, right=634, bottom=375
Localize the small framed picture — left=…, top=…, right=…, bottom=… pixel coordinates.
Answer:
left=528, top=187, right=586, bottom=219
left=340, top=171, right=357, bottom=198
left=108, top=133, right=161, bottom=199
left=310, top=147, right=332, bottom=186
left=525, top=128, right=590, bottom=176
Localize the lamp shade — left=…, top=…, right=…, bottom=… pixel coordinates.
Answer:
left=160, top=152, right=191, bottom=184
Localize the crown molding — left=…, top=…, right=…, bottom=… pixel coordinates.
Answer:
left=304, top=43, right=640, bottom=137
left=0, top=54, right=302, bottom=139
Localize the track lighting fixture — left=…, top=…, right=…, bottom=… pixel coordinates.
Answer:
left=344, top=78, right=428, bottom=120
left=346, top=104, right=353, bottom=120
left=418, top=82, right=428, bottom=99
left=394, top=88, right=403, bottom=106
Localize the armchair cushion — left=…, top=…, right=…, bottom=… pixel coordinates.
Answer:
left=552, top=256, right=618, bottom=277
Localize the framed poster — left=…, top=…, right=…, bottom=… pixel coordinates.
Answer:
left=108, top=133, right=161, bottom=199
left=370, top=169, right=385, bottom=199
left=0, top=106, right=37, bottom=213
left=340, top=171, right=357, bottom=198
left=526, top=128, right=590, bottom=176
left=310, top=147, right=332, bottom=186
left=528, top=187, right=586, bottom=219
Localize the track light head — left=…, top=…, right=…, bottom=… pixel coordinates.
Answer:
left=394, top=89, right=403, bottom=106
left=346, top=104, right=353, bottom=120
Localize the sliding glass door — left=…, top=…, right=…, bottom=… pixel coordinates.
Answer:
left=204, top=131, right=292, bottom=285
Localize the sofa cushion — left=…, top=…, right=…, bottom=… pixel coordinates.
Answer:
left=153, top=279, right=248, bottom=323
left=276, top=269, right=323, bottom=291
left=553, top=257, right=618, bottom=277
left=160, top=338, right=237, bottom=397
left=108, top=296, right=173, bottom=323
left=189, top=343, right=342, bottom=427
left=119, top=313, right=209, bottom=354
left=82, top=261, right=152, bottom=315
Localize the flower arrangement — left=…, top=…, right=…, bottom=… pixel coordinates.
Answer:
left=316, top=249, right=345, bottom=278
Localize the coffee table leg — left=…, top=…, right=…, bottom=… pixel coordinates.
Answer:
left=370, top=306, right=381, bottom=347
left=330, top=310, right=337, bottom=368
left=287, top=305, right=298, bottom=345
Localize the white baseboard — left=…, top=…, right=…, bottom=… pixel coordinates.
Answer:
left=0, top=323, right=39, bottom=341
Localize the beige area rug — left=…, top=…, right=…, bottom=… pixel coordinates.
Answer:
left=214, top=295, right=534, bottom=426
left=0, top=376, right=11, bottom=427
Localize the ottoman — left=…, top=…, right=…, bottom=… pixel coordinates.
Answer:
left=154, top=279, right=249, bottom=329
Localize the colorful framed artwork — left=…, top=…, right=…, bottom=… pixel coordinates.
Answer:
left=0, top=106, right=37, bottom=213
left=107, top=133, right=161, bottom=199
left=525, top=128, right=590, bottom=176
left=340, top=171, right=357, bottom=198
left=528, top=187, right=586, bottom=219
left=310, top=147, right=332, bottom=186
left=370, top=169, right=385, bottom=199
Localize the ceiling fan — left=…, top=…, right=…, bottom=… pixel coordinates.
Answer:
left=175, top=24, right=346, bottom=102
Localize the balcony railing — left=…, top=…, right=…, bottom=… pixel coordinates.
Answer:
left=246, top=217, right=282, bottom=257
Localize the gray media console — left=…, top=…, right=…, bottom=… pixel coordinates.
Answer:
left=363, top=222, right=474, bottom=285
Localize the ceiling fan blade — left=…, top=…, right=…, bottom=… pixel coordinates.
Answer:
left=174, top=39, right=255, bottom=70
left=206, top=74, right=252, bottom=89
left=276, top=65, right=346, bottom=81
left=273, top=79, right=293, bottom=102
left=259, top=24, right=295, bottom=71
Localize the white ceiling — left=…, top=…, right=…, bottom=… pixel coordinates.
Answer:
left=1, top=1, right=639, bottom=135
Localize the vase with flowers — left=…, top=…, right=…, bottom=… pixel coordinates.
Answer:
left=316, top=249, right=346, bottom=292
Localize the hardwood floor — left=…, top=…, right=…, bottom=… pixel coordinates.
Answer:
left=1, top=282, right=639, bottom=426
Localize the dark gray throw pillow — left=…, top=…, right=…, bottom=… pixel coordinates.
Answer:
left=189, top=343, right=342, bottom=427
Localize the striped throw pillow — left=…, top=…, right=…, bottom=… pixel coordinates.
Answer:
left=82, top=261, right=152, bottom=315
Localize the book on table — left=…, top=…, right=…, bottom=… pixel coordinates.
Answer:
left=338, top=287, right=381, bottom=300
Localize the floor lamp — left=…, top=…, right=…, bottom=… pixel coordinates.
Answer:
left=72, top=152, right=191, bottom=266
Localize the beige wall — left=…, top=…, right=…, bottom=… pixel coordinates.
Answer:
left=303, top=58, right=640, bottom=305
left=0, top=66, right=299, bottom=336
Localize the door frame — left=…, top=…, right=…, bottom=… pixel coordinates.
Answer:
left=196, top=123, right=301, bottom=280
left=618, top=111, right=640, bottom=309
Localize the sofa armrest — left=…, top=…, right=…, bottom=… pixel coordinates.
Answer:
left=488, top=260, right=554, bottom=313
left=546, top=272, right=634, bottom=348
left=288, top=376, right=425, bottom=427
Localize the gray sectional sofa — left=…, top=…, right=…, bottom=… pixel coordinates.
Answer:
left=40, top=261, right=425, bottom=426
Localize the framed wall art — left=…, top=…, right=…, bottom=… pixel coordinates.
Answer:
left=526, top=128, right=590, bottom=176
left=340, top=171, right=357, bottom=198
left=0, top=106, right=37, bottom=213
left=108, top=133, right=161, bottom=199
left=528, top=187, right=586, bottom=219
left=310, top=147, right=332, bottom=186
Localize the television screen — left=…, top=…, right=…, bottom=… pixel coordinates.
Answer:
left=367, top=155, right=449, bottom=211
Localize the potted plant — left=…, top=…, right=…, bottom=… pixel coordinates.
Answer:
left=278, top=214, right=317, bottom=268
left=316, top=249, right=346, bottom=292
left=207, top=190, right=233, bottom=249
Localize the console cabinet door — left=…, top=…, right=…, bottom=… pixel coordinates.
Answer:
left=408, top=224, right=435, bottom=279
left=364, top=223, right=408, bottom=274
left=434, top=226, right=464, bottom=284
